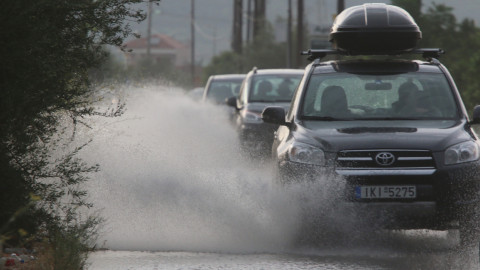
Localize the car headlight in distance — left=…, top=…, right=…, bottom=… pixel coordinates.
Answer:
left=444, top=141, right=480, bottom=165
left=288, top=142, right=325, bottom=165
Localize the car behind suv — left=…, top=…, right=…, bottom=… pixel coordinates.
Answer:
left=203, top=74, right=245, bottom=104
left=227, top=68, right=304, bottom=156
left=262, top=3, right=480, bottom=246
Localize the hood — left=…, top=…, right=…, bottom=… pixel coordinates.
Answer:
left=245, top=102, right=291, bottom=114
left=296, top=119, right=473, bottom=153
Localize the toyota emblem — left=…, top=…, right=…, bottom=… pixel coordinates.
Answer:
left=375, top=152, right=395, bottom=166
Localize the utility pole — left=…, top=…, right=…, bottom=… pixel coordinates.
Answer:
left=146, top=1, right=153, bottom=58
left=190, top=0, right=195, bottom=85
left=232, top=0, right=243, bottom=54
left=246, top=0, right=252, bottom=44
left=253, top=0, right=266, bottom=40
left=337, top=0, right=344, bottom=15
left=287, top=0, right=292, bottom=68
left=213, top=27, right=217, bottom=56
left=296, top=0, right=304, bottom=68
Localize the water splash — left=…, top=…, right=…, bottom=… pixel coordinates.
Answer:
left=82, top=84, right=302, bottom=252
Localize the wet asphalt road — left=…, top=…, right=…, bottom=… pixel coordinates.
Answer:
left=89, top=249, right=478, bottom=270
left=89, top=231, right=479, bottom=270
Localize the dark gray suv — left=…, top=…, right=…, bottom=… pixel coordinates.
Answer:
left=262, top=3, right=480, bottom=247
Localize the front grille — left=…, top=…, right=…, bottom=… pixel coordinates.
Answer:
left=336, top=149, right=436, bottom=176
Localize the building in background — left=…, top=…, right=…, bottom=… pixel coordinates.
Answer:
left=123, top=34, right=190, bottom=69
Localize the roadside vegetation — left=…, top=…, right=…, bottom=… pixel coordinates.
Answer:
left=0, top=0, right=155, bottom=269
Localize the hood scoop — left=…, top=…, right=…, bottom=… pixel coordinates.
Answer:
left=337, top=127, right=417, bottom=134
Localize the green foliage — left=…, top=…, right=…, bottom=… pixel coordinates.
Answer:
left=243, top=26, right=287, bottom=70
left=203, top=24, right=286, bottom=82
left=49, top=214, right=102, bottom=270
left=0, top=0, right=151, bottom=266
left=202, top=51, right=243, bottom=82
left=391, top=0, right=422, bottom=21
left=416, top=3, right=480, bottom=111
left=1, top=1, right=146, bottom=140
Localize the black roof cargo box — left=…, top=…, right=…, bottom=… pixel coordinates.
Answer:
left=330, top=3, right=422, bottom=55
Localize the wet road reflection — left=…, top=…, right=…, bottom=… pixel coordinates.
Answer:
left=89, top=230, right=479, bottom=270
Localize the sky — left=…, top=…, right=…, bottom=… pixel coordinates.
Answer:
left=127, top=0, right=480, bottom=66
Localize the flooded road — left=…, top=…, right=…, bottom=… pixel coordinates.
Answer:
left=82, top=85, right=479, bottom=269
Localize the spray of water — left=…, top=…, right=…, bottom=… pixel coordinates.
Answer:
left=78, top=83, right=442, bottom=254
left=79, top=84, right=305, bottom=252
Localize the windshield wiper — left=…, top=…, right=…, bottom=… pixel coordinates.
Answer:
left=271, top=99, right=291, bottom=103
left=359, top=117, right=421, bottom=120
left=302, top=116, right=354, bottom=121
left=250, top=99, right=271, bottom=102
left=250, top=99, right=291, bottom=103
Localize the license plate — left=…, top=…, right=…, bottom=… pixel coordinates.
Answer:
left=355, top=186, right=416, bottom=199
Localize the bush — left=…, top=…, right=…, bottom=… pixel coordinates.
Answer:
left=0, top=0, right=153, bottom=268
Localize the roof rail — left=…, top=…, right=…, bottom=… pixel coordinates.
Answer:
left=411, top=48, right=445, bottom=60
left=301, top=48, right=445, bottom=61
left=301, top=49, right=340, bottom=61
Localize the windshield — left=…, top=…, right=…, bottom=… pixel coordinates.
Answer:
left=301, top=72, right=459, bottom=120
left=206, top=79, right=243, bottom=103
left=249, top=74, right=302, bottom=102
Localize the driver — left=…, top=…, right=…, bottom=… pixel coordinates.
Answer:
left=257, top=80, right=273, bottom=100
left=394, top=82, right=441, bottom=117
left=392, top=82, right=417, bottom=113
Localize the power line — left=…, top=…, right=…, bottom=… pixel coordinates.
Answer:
left=193, top=21, right=227, bottom=41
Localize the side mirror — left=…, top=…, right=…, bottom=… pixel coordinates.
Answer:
left=226, top=96, right=237, bottom=108
left=471, top=105, right=480, bottom=125
left=262, top=107, right=287, bottom=126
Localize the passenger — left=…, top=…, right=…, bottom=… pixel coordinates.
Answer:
left=392, top=82, right=417, bottom=113
left=319, top=85, right=352, bottom=118
left=394, top=82, right=442, bottom=117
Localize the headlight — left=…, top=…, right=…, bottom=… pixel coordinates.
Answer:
left=243, top=111, right=262, bottom=123
left=288, top=142, right=325, bottom=165
left=444, top=141, right=480, bottom=165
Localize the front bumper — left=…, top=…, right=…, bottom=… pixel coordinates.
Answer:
left=277, top=159, right=480, bottom=230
